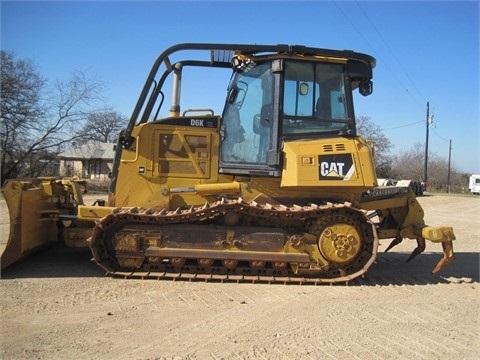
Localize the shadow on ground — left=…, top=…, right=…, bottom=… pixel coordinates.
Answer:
left=1, top=243, right=105, bottom=279
left=354, top=251, right=479, bottom=286
left=1, top=244, right=478, bottom=286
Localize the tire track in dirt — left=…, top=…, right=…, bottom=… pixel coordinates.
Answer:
left=128, top=283, right=337, bottom=358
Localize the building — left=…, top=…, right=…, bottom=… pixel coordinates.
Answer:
left=58, top=142, right=115, bottom=180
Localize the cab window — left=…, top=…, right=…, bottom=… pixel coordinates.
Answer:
left=283, top=61, right=348, bottom=135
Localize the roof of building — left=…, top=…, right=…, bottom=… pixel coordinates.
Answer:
left=58, top=142, right=115, bottom=160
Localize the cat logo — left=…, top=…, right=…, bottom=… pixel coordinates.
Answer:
left=318, top=154, right=355, bottom=180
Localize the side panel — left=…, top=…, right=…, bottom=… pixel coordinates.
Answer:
left=113, top=118, right=224, bottom=209
left=281, top=137, right=377, bottom=189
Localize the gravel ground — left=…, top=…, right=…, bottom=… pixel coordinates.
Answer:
left=0, top=194, right=479, bottom=359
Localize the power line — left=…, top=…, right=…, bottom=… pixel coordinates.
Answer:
left=432, top=126, right=450, bottom=142
left=337, top=2, right=452, bottom=142
left=334, top=1, right=424, bottom=108
left=383, top=120, right=423, bottom=131
left=426, top=104, right=451, bottom=142
left=354, top=1, right=427, bottom=103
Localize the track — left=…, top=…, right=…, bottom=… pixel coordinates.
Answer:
left=89, top=198, right=378, bottom=284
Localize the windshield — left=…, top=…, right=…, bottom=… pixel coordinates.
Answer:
left=282, top=61, right=350, bottom=135
left=220, top=62, right=274, bottom=165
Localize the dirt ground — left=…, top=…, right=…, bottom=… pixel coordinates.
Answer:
left=1, top=194, right=479, bottom=359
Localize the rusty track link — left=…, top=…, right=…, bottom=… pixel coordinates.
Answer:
left=89, top=198, right=379, bottom=284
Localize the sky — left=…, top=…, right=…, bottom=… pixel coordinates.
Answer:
left=1, top=0, right=479, bottom=173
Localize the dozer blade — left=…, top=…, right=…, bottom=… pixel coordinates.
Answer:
left=1, top=179, right=63, bottom=270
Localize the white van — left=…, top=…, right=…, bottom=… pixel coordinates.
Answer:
left=469, top=174, right=480, bottom=195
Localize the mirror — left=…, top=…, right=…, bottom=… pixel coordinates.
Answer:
left=346, top=59, right=373, bottom=97
left=359, top=80, right=373, bottom=96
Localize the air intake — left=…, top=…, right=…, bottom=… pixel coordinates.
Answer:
left=322, top=143, right=346, bottom=152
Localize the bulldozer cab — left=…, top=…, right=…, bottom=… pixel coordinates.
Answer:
left=219, top=57, right=373, bottom=176
left=116, top=44, right=375, bottom=184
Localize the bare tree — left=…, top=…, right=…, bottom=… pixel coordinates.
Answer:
left=391, top=143, right=465, bottom=192
left=1, top=51, right=105, bottom=184
left=1, top=51, right=46, bottom=182
left=356, top=115, right=393, bottom=177
left=390, top=143, right=425, bottom=181
left=79, top=110, right=128, bottom=144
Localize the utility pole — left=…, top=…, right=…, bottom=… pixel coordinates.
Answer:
left=447, top=139, right=452, bottom=193
left=424, top=102, right=430, bottom=191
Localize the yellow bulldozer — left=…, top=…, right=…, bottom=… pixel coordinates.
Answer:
left=1, top=43, right=455, bottom=283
